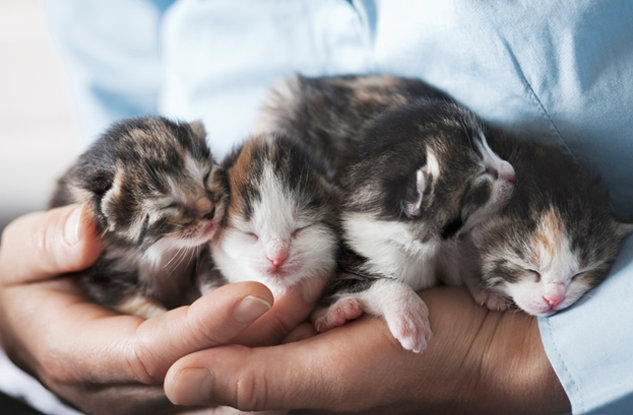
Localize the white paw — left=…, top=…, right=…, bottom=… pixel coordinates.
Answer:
left=314, top=297, right=364, bottom=332
left=383, top=299, right=432, bottom=353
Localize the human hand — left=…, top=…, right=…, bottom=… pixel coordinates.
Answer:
left=165, top=286, right=571, bottom=415
left=0, top=205, right=319, bottom=415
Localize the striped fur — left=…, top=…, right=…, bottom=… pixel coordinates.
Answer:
left=50, top=116, right=228, bottom=317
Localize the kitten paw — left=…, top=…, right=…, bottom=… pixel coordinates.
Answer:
left=384, top=300, right=432, bottom=353
left=465, top=279, right=510, bottom=312
left=482, top=292, right=511, bottom=311
left=314, top=298, right=364, bottom=332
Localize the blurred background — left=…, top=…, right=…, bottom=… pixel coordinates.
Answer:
left=0, top=0, right=81, bottom=233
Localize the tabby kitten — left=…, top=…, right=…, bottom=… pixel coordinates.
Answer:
left=465, top=138, right=633, bottom=316
left=50, top=116, right=228, bottom=318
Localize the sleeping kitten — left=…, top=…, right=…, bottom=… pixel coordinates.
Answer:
left=316, top=101, right=516, bottom=352
left=50, top=116, right=228, bottom=318
left=464, top=138, right=633, bottom=316
left=210, top=133, right=339, bottom=302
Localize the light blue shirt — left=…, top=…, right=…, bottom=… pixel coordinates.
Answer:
left=39, top=1, right=633, bottom=414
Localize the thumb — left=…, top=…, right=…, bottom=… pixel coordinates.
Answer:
left=0, top=204, right=101, bottom=285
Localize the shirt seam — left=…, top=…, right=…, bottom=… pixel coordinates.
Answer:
left=500, top=39, right=576, bottom=159
left=545, top=317, right=585, bottom=413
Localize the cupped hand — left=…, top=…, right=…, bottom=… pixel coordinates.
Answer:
left=166, top=287, right=572, bottom=415
left=0, top=205, right=320, bottom=415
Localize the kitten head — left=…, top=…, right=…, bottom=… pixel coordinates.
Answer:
left=342, top=101, right=516, bottom=248
left=52, top=117, right=228, bottom=253
left=471, top=144, right=633, bottom=316
left=211, top=134, right=339, bottom=291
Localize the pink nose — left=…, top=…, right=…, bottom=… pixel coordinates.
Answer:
left=543, top=293, right=564, bottom=308
left=267, top=250, right=289, bottom=268
left=499, top=161, right=516, bottom=184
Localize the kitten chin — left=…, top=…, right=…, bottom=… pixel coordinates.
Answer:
left=210, top=133, right=340, bottom=302
left=466, top=138, right=633, bottom=317
left=50, top=116, right=228, bottom=318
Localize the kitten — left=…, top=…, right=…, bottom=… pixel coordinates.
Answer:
left=254, top=74, right=449, bottom=183
left=316, top=101, right=516, bottom=352
left=50, top=116, right=228, bottom=318
left=257, top=74, right=516, bottom=352
left=210, top=133, right=340, bottom=302
left=465, top=138, right=633, bottom=316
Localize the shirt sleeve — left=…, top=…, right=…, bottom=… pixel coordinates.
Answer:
left=539, top=234, right=633, bottom=414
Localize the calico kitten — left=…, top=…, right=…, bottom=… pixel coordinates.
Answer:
left=465, top=138, right=633, bottom=316
left=210, top=133, right=340, bottom=302
left=254, top=74, right=449, bottom=183
left=50, top=116, right=228, bottom=318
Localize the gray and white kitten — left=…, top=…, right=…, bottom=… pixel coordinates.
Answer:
left=465, top=137, right=633, bottom=316
left=50, top=116, right=228, bottom=318
left=258, top=75, right=516, bottom=352
left=210, top=133, right=340, bottom=303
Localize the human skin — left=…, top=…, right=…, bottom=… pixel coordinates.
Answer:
left=0, top=205, right=571, bottom=414
left=0, top=205, right=319, bottom=415
left=166, top=288, right=572, bottom=415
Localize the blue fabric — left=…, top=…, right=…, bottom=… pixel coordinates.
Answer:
left=44, top=0, right=633, bottom=413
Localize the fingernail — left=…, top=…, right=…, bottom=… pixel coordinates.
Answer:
left=233, top=295, right=271, bottom=324
left=63, top=207, right=82, bottom=245
left=169, top=368, right=213, bottom=405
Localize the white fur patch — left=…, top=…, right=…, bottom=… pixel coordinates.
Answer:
left=331, top=279, right=432, bottom=352
left=342, top=212, right=440, bottom=290
left=212, top=161, right=337, bottom=295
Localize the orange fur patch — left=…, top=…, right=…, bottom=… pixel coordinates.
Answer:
left=532, top=207, right=563, bottom=260
left=228, top=139, right=258, bottom=217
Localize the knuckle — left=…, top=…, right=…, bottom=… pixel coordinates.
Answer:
left=235, top=370, right=269, bottom=411
left=125, top=338, right=162, bottom=384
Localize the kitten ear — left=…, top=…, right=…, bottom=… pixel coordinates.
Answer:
left=188, top=120, right=207, bottom=140
left=100, top=172, right=124, bottom=233
left=402, top=152, right=439, bottom=218
left=403, top=168, right=426, bottom=218
left=615, top=217, right=633, bottom=239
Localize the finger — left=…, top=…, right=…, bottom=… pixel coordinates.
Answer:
left=164, top=320, right=406, bottom=411
left=1, top=279, right=273, bottom=387
left=281, top=322, right=317, bottom=344
left=233, top=277, right=327, bottom=347
left=0, top=204, right=101, bottom=285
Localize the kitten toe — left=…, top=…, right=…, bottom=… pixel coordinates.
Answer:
left=383, top=299, right=432, bottom=353
left=485, top=293, right=510, bottom=311
left=314, top=297, right=364, bottom=332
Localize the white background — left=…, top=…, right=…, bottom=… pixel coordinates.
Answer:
left=0, top=0, right=81, bottom=232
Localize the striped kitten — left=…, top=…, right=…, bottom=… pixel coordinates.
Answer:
left=258, top=75, right=516, bottom=352
left=50, top=116, right=227, bottom=318
left=210, top=134, right=340, bottom=302
left=466, top=138, right=633, bottom=316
